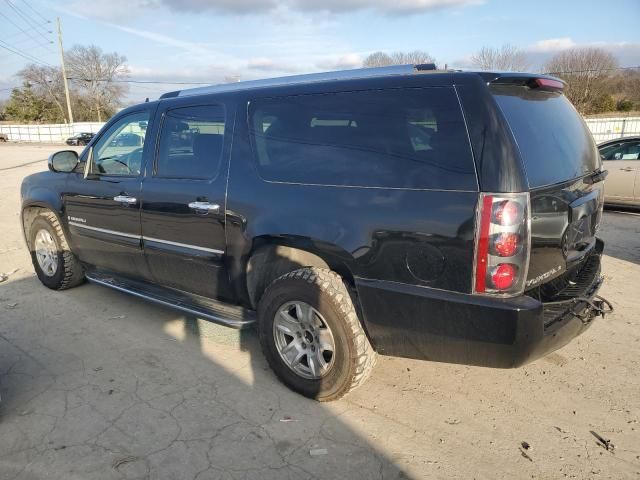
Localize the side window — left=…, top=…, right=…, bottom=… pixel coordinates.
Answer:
left=155, top=105, right=225, bottom=180
left=601, top=141, right=640, bottom=160
left=248, top=88, right=476, bottom=190
left=90, top=111, right=150, bottom=176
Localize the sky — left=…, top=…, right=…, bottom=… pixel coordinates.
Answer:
left=1, top=0, right=639, bottom=103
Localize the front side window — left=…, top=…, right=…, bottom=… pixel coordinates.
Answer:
left=90, top=111, right=150, bottom=176
left=248, top=88, right=476, bottom=190
left=600, top=141, right=640, bottom=160
left=155, top=105, right=225, bottom=180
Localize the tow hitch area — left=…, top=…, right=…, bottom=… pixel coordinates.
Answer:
left=570, top=293, right=613, bottom=324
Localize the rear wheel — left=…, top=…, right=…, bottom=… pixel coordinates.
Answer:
left=28, top=211, right=84, bottom=290
left=258, top=267, right=376, bottom=401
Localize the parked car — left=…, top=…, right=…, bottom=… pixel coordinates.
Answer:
left=598, top=136, right=640, bottom=207
left=109, top=132, right=142, bottom=147
left=65, top=132, right=94, bottom=146
left=0, top=133, right=8, bottom=142
left=21, top=65, right=611, bottom=401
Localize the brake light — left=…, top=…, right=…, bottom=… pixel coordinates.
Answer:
left=473, top=193, right=530, bottom=296
left=491, top=232, right=520, bottom=257
left=491, top=264, right=517, bottom=290
left=532, top=78, right=564, bottom=91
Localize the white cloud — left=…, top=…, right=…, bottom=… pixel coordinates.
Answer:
left=529, top=37, right=577, bottom=53
left=315, top=53, right=363, bottom=70
left=62, top=0, right=482, bottom=19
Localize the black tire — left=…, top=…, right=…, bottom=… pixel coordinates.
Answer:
left=258, top=267, right=376, bottom=401
left=28, top=211, right=85, bottom=290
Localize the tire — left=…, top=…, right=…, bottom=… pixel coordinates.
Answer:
left=258, top=267, right=376, bottom=401
left=28, top=211, right=85, bottom=290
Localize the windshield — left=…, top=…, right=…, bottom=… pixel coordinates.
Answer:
left=491, top=86, right=599, bottom=188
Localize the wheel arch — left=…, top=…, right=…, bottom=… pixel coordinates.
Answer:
left=245, top=236, right=358, bottom=310
left=21, top=201, right=66, bottom=249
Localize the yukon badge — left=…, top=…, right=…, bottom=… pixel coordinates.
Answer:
left=68, top=216, right=86, bottom=223
left=526, top=265, right=563, bottom=288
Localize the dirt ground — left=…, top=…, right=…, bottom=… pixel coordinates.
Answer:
left=0, top=143, right=639, bottom=480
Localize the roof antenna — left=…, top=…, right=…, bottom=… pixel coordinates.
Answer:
left=145, top=97, right=149, bottom=103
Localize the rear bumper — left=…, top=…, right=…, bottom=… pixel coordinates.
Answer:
left=356, top=241, right=606, bottom=368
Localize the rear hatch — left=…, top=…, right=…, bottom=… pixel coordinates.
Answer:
left=490, top=79, right=604, bottom=294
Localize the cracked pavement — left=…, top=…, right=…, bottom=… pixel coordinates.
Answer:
left=1, top=144, right=639, bottom=479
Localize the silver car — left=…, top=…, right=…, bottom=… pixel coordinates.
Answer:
left=599, top=136, right=640, bottom=207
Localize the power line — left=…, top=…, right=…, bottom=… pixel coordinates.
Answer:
left=545, top=65, right=640, bottom=75
left=4, top=0, right=52, bottom=38
left=19, top=0, right=51, bottom=25
left=67, top=77, right=211, bottom=85
left=0, top=10, right=52, bottom=50
left=0, top=39, right=52, bottom=66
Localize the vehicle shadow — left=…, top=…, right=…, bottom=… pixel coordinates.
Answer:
left=0, top=274, right=411, bottom=479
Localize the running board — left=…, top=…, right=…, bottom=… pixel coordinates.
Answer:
left=86, top=272, right=256, bottom=329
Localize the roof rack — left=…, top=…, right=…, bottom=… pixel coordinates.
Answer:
left=160, top=64, right=433, bottom=99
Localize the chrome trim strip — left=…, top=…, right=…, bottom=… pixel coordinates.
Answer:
left=86, top=274, right=254, bottom=329
left=68, top=222, right=141, bottom=240
left=143, top=236, right=224, bottom=255
left=68, top=222, right=224, bottom=255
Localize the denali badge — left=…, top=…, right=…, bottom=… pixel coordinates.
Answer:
left=526, top=264, right=563, bottom=288
left=68, top=216, right=86, bottom=223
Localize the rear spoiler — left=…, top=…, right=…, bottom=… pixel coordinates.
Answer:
left=479, top=73, right=565, bottom=91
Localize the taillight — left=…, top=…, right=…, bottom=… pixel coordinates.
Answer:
left=473, top=193, right=530, bottom=296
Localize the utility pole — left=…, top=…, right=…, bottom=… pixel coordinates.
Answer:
left=56, top=17, right=74, bottom=124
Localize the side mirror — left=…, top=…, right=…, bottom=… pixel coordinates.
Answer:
left=48, top=150, right=79, bottom=173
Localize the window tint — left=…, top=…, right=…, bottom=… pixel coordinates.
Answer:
left=491, top=86, right=599, bottom=188
left=91, top=111, right=150, bottom=176
left=248, top=88, right=476, bottom=190
left=156, top=105, right=225, bottom=179
left=600, top=141, right=640, bottom=160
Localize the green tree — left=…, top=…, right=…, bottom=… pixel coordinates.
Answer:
left=4, top=82, right=60, bottom=123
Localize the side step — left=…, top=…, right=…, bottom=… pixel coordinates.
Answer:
left=86, top=272, right=256, bottom=329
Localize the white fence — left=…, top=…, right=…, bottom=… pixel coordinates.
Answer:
left=584, top=117, right=640, bottom=143
left=0, top=122, right=104, bottom=143
left=1, top=116, right=639, bottom=145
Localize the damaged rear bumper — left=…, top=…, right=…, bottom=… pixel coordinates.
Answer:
left=356, top=239, right=610, bottom=368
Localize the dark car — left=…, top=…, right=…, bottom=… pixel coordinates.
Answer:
left=598, top=136, right=640, bottom=207
left=65, top=132, right=94, bottom=146
left=109, top=132, right=143, bottom=147
left=20, top=65, right=611, bottom=401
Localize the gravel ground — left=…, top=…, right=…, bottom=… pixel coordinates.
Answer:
left=0, top=143, right=639, bottom=479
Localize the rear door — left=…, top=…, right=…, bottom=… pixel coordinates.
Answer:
left=600, top=139, right=640, bottom=203
left=64, top=108, right=154, bottom=279
left=140, top=101, right=235, bottom=301
left=490, top=83, right=604, bottom=289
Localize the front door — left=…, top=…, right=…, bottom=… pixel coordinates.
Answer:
left=64, top=109, right=154, bottom=280
left=140, top=102, right=234, bottom=301
left=601, top=139, right=640, bottom=204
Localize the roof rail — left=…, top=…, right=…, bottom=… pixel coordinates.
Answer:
left=161, top=64, right=421, bottom=99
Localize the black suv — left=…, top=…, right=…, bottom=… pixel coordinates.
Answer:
left=21, top=65, right=611, bottom=401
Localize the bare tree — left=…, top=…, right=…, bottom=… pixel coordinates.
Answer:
left=66, top=45, right=129, bottom=122
left=471, top=44, right=529, bottom=72
left=19, top=65, right=68, bottom=122
left=363, top=50, right=435, bottom=67
left=544, top=47, right=618, bottom=113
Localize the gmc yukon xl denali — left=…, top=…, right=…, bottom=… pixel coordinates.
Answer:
left=21, top=65, right=612, bottom=401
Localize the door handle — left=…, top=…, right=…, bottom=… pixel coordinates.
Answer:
left=188, top=201, right=220, bottom=213
left=113, top=195, right=137, bottom=205
left=620, top=167, right=634, bottom=172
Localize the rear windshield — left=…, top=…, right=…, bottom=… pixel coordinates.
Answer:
left=491, top=86, right=599, bottom=188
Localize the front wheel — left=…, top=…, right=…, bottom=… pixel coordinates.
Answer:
left=28, top=211, right=85, bottom=290
left=258, top=268, right=376, bottom=401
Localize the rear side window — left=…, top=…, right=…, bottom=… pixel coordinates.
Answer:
left=155, top=105, right=225, bottom=180
left=248, top=88, right=476, bottom=190
left=491, top=86, right=599, bottom=188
